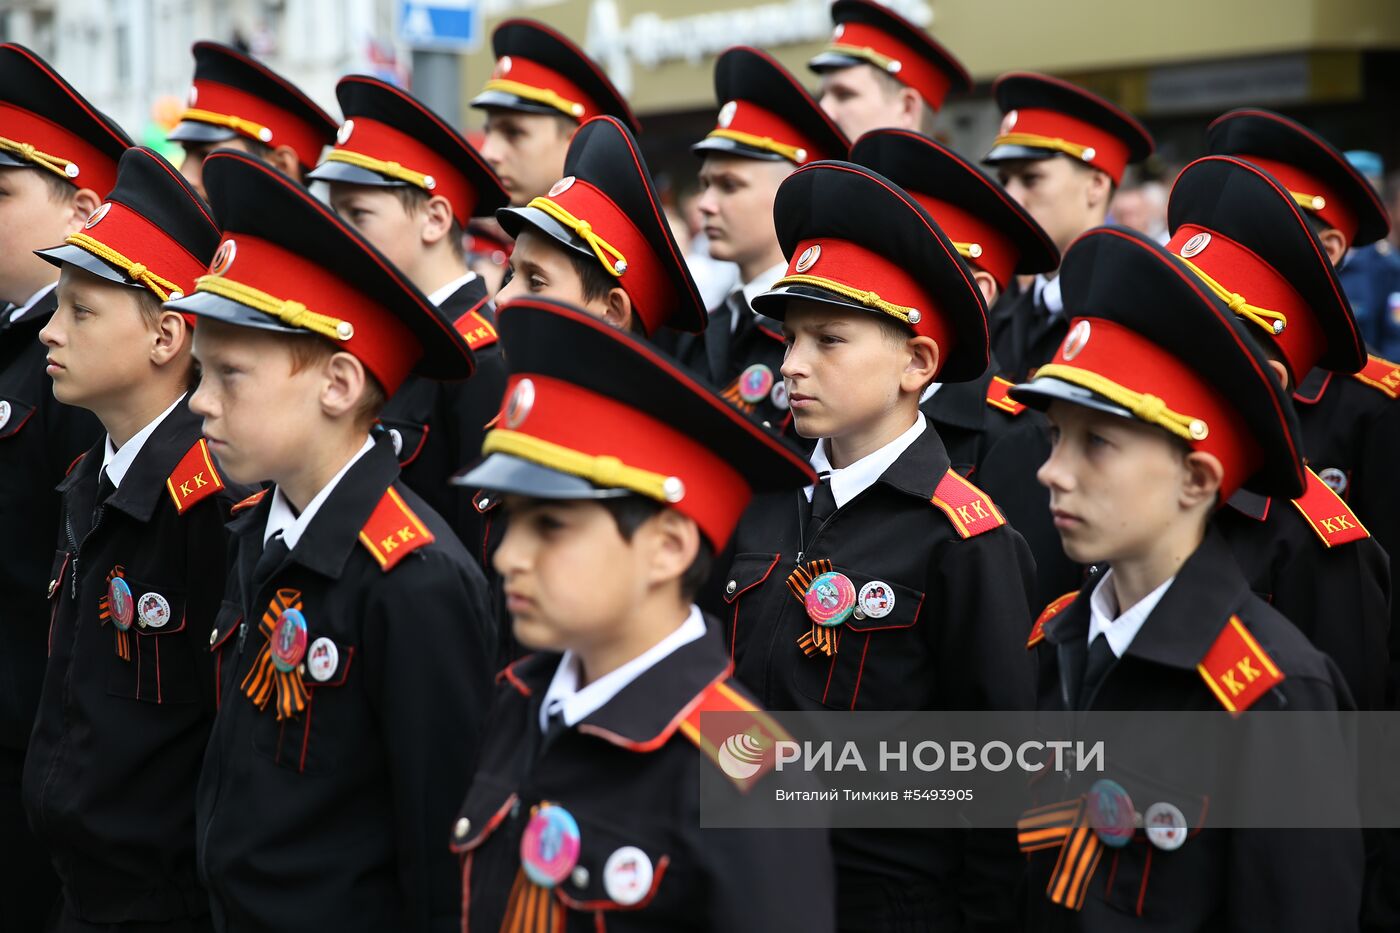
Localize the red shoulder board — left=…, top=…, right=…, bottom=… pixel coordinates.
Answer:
left=453, top=305, right=499, bottom=352
left=358, top=485, right=435, bottom=572
left=66, top=451, right=87, bottom=476
left=678, top=677, right=790, bottom=792
left=1352, top=354, right=1400, bottom=399
left=1197, top=615, right=1285, bottom=713
left=1028, top=591, right=1078, bottom=649
left=230, top=489, right=268, bottom=515
left=1291, top=467, right=1369, bottom=548
left=986, top=376, right=1027, bottom=416
left=930, top=470, right=1007, bottom=538
left=165, top=439, right=226, bottom=514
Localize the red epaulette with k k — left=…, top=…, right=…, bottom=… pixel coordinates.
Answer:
left=453, top=301, right=499, bottom=352
left=930, top=469, right=1007, bottom=538
left=230, top=489, right=268, bottom=515
left=985, top=376, right=1027, bottom=415
left=1197, top=616, right=1285, bottom=714
left=166, top=439, right=226, bottom=514
left=1027, top=591, right=1078, bottom=649
left=1352, top=354, right=1400, bottom=399
left=358, top=485, right=435, bottom=571
left=1291, top=467, right=1369, bottom=548
left=678, top=675, right=790, bottom=792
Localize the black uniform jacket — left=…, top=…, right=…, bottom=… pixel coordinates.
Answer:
left=196, top=436, right=497, bottom=933
left=722, top=423, right=1036, bottom=930
left=23, top=398, right=244, bottom=924
left=988, top=282, right=1067, bottom=385
left=452, top=621, right=837, bottom=933
left=0, top=289, right=101, bottom=752
left=379, top=279, right=506, bottom=562
left=672, top=299, right=798, bottom=440
left=1025, top=528, right=1363, bottom=931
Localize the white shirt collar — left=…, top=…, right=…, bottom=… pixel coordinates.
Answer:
left=919, top=383, right=943, bottom=403
left=732, top=261, right=787, bottom=332
left=263, top=436, right=375, bottom=549
left=1087, top=568, right=1176, bottom=657
left=539, top=605, right=708, bottom=731
left=1033, top=273, right=1063, bottom=316
left=8, top=281, right=57, bottom=322
left=806, top=412, right=927, bottom=510
left=425, top=270, right=478, bottom=307
left=101, top=394, right=186, bottom=488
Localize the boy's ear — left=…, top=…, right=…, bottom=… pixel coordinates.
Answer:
left=149, top=309, right=191, bottom=367
left=64, top=188, right=104, bottom=234
left=419, top=194, right=456, bottom=248
left=268, top=145, right=302, bottom=179
left=642, top=507, right=701, bottom=592
left=1181, top=450, right=1224, bottom=510
left=320, top=351, right=370, bottom=420
left=900, top=334, right=940, bottom=395
left=601, top=287, right=635, bottom=332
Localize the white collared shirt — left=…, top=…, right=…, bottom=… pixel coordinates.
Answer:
left=426, top=270, right=479, bottom=307
left=8, top=281, right=57, bottom=323
left=806, top=412, right=927, bottom=510
left=732, top=261, right=787, bottom=333
left=101, top=394, right=186, bottom=488
left=1032, top=274, right=1063, bottom=316
left=1087, top=568, right=1176, bottom=658
left=263, top=436, right=375, bottom=549
left=538, top=605, right=708, bottom=731
left=920, top=383, right=943, bottom=403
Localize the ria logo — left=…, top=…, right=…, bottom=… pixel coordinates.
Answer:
left=717, top=728, right=771, bottom=781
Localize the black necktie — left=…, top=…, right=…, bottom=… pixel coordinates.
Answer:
left=1078, top=634, right=1116, bottom=709
left=538, top=703, right=567, bottom=760
left=93, top=469, right=115, bottom=525
left=253, top=533, right=290, bottom=589
left=806, top=473, right=836, bottom=538
left=706, top=290, right=743, bottom=385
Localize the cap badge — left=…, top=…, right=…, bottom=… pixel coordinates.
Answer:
left=187, top=85, right=198, bottom=107
left=1144, top=801, right=1188, bottom=851
left=0, top=400, right=10, bottom=430
left=718, top=101, right=738, bottom=129
left=210, top=239, right=237, bottom=276
left=107, top=577, right=134, bottom=631
left=270, top=607, right=309, bottom=672
left=520, top=803, right=581, bottom=888
left=137, top=592, right=172, bottom=629
left=1086, top=778, right=1136, bottom=848
left=795, top=244, right=821, bottom=273
left=336, top=119, right=354, bottom=145
left=496, top=55, right=512, bottom=77
left=1179, top=232, right=1211, bottom=259
left=832, top=24, right=845, bottom=39
left=307, top=636, right=339, bottom=682
left=84, top=203, right=112, bottom=229
left=548, top=175, right=575, bottom=198
left=603, top=846, right=654, bottom=905
left=856, top=581, right=895, bottom=620
left=1000, top=110, right=1018, bottom=135
left=1062, top=320, right=1091, bottom=361
left=738, top=364, right=775, bottom=404
left=505, top=378, right=536, bottom=429
left=805, top=571, right=857, bottom=628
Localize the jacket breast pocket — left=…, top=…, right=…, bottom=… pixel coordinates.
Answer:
left=720, top=553, right=782, bottom=660
left=791, top=567, right=924, bottom=710
left=105, top=578, right=196, bottom=705
left=377, top=418, right=429, bottom=467
left=252, top=633, right=355, bottom=774
left=0, top=397, right=37, bottom=442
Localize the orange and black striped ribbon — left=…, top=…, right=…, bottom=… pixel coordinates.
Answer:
left=787, top=559, right=841, bottom=657
left=98, top=565, right=131, bottom=662
left=241, top=587, right=309, bottom=720
left=499, top=867, right=565, bottom=933
left=720, top=378, right=757, bottom=414
left=1017, top=798, right=1103, bottom=911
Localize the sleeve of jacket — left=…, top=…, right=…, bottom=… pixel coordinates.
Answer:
left=184, top=490, right=245, bottom=712
left=440, top=348, right=507, bottom=560
left=362, top=549, right=498, bottom=933
left=1348, top=400, right=1400, bottom=708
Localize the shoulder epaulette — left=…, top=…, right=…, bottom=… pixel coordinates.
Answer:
left=358, top=485, right=435, bottom=571
left=930, top=469, right=1007, bottom=538
left=1291, top=467, right=1369, bottom=548
left=453, top=304, right=499, bottom=352
left=230, top=489, right=268, bottom=515
left=1351, top=354, right=1400, bottom=399
left=985, top=376, right=1027, bottom=416
left=166, top=439, right=226, bottom=514
left=679, top=677, right=789, bottom=792
left=1197, top=615, right=1285, bottom=713
left=1028, top=591, right=1078, bottom=649
left=65, top=451, right=87, bottom=476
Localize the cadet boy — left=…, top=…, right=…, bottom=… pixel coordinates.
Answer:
left=1012, top=225, right=1361, bottom=928
left=451, top=295, right=835, bottom=931
left=809, top=0, right=970, bottom=140
left=307, top=74, right=510, bottom=554
left=25, top=146, right=238, bottom=932
left=471, top=18, right=639, bottom=206
left=850, top=127, right=1080, bottom=606
left=982, top=73, right=1154, bottom=382
left=0, top=42, right=130, bottom=928
left=675, top=46, right=848, bottom=435
left=174, top=151, right=497, bottom=931
left=168, top=40, right=337, bottom=198
left=723, top=159, right=1036, bottom=930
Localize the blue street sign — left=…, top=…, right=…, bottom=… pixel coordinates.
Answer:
left=398, top=0, right=480, bottom=51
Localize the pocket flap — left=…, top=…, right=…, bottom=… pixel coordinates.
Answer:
left=450, top=784, right=518, bottom=854
left=721, top=553, right=782, bottom=605
left=839, top=571, right=923, bottom=633
left=119, top=577, right=188, bottom=636
left=0, top=397, right=36, bottom=441
left=303, top=636, right=354, bottom=688
left=552, top=815, right=670, bottom=912
left=378, top=419, right=429, bottom=467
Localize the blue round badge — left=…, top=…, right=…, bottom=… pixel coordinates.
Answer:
left=108, top=577, right=133, bottom=631
left=804, top=571, right=857, bottom=627
left=270, top=608, right=308, bottom=673
left=738, top=364, right=775, bottom=404
left=520, top=804, right=581, bottom=888
left=1086, top=778, right=1136, bottom=848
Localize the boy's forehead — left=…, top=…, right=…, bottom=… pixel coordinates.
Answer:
left=784, top=300, right=864, bottom=329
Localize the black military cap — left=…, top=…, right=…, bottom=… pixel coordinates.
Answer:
left=808, top=0, right=971, bottom=113
left=0, top=43, right=131, bottom=195
left=308, top=75, right=508, bottom=227
left=692, top=46, right=849, bottom=166
left=168, top=41, right=337, bottom=171
left=165, top=150, right=474, bottom=395
left=1010, top=225, right=1306, bottom=501
left=455, top=296, right=815, bottom=550
left=751, top=159, right=988, bottom=382
left=1166, top=155, right=1363, bottom=379
left=497, top=115, right=706, bottom=336
left=470, top=19, right=639, bottom=133
left=984, top=72, right=1153, bottom=185
left=37, top=147, right=218, bottom=303
left=850, top=128, right=1058, bottom=292
left=1207, top=108, right=1390, bottom=248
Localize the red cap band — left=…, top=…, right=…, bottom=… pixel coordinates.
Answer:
left=0, top=102, right=120, bottom=194
left=1235, top=154, right=1358, bottom=246
left=905, top=191, right=1017, bottom=289
left=328, top=117, right=482, bottom=226
left=827, top=21, right=956, bottom=111
left=183, top=79, right=329, bottom=169
left=709, top=99, right=830, bottom=164
left=81, top=200, right=207, bottom=295
left=997, top=106, right=1131, bottom=184
left=487, top=55, right=595, bottom=120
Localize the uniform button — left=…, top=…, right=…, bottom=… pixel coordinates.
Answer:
left=454, top=817, right=471, bottom=839
left=209, top=628, right=219, bottom=647
left=571, top=866, right=589, bottom=888
left=725, top=580, right=737, bottom=595
left=47, top=579, right=57, bottom=598
left=478, top=497, right=490, bottom=509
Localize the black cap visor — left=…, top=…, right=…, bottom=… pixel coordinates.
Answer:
left=1008, top=376, right=1135, bottom=422
left=496, top=204, right=595, bottom=263
left=306, top=159, right=409, bottom=188
left=453, top=451, right=633, bottom=499
left=691, top=135, right=789, bottom=162
left=164, top=290, right=307, bottom=335
left=168, top=120, right=239, bottom=145
left=35, top=243, right=148, bottom=290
